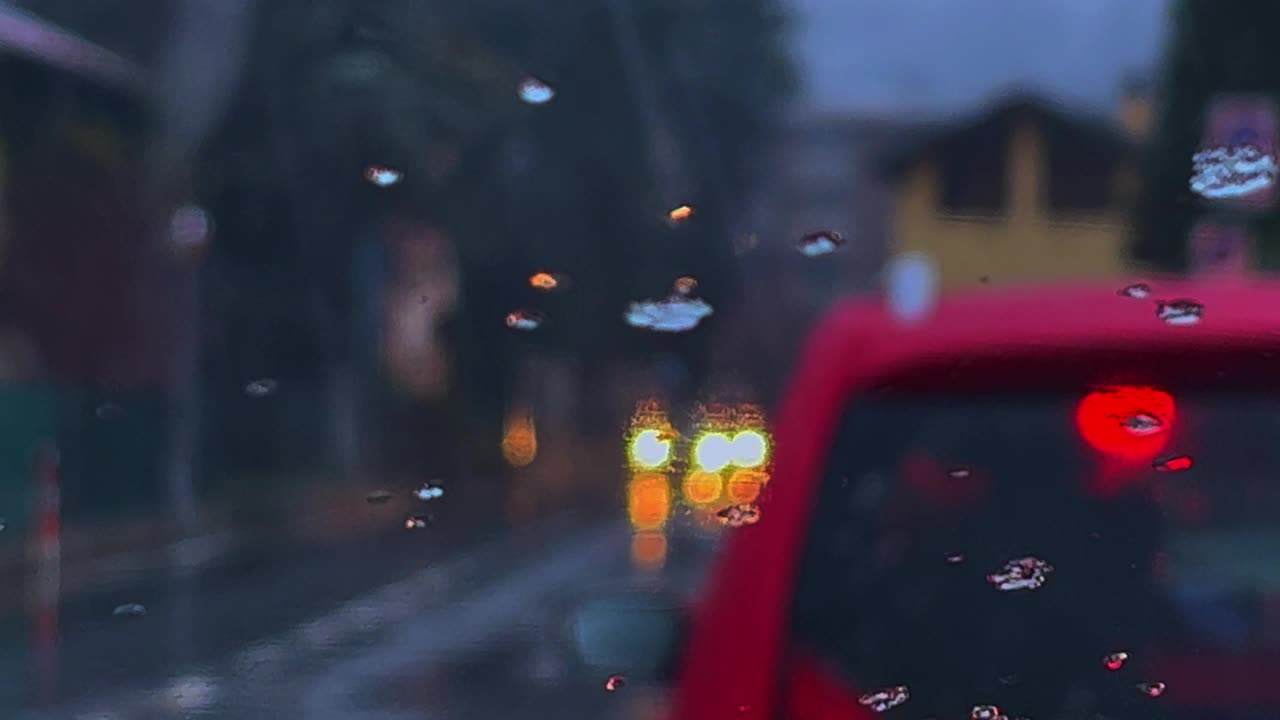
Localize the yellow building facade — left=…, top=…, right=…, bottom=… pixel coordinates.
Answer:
left=885, top=94, right=1143, bottom=289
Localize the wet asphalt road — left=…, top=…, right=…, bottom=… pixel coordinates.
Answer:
left=3, top=508, right=716, bottom=720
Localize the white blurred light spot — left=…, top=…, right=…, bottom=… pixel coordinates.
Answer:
left=730, top=431, right=768, bottom=468
left=884, top=252, right=939, bottom=325
left=170, top=205, right=210, bottom=248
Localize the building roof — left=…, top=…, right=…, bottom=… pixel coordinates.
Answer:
left=874, top=88, right=1137, bottom=179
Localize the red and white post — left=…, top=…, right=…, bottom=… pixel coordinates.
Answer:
left=28, top=441, right=60, bottom=704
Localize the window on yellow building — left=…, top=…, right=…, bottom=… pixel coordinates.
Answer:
left=1046, top=124, right=1123, bottom=213
left=939, top=121, right=1007, bottom=215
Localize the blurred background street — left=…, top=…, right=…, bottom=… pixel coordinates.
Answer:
left=0, top=0, right=1234, bottom=716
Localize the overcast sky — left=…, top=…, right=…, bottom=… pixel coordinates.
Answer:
left=788, top=0, right=1171, bottom=115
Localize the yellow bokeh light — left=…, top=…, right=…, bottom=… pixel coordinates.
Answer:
left=726, top=470, right=767, bottom=504
left=682, top=471, right=723, bottom=505
left=730, top=430, right=769, bottom=468
left=693, top=432, right=733, bottom=472
left=627, top=473, right=672, bottom=531
left=629, top=429, right=672, bottom=469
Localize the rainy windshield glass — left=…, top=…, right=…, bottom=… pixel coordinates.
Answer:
left=0, top=0, right=1274, bottom=717
left=792, top=390, right=1280, bottom=720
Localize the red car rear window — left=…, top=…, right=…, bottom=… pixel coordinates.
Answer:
left=789, top=390, right=1280, bottom=719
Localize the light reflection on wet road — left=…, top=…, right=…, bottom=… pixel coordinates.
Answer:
left=12, top=513, right=716, bottom=720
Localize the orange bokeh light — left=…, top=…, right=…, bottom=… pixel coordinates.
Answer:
left=682, top=471, right=723, bottom=505
left=726, top=470, right=767, bottom=504
left=630, top=531, right=668, bottom=571
left=628, top=473, right=672, bottom=531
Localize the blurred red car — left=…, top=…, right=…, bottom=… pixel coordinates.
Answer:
left=659, top=279, right=1280, bottom=720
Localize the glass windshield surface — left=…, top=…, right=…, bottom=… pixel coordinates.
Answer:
left=792, top=390, right=1280, bottom=720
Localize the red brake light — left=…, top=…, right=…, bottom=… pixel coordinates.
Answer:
left=1076, top=386, right=1175, bottom=460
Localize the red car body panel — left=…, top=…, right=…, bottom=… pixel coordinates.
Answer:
left=669, top=279, right=1280, bottom=720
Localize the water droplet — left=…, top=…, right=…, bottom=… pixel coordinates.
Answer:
left=715, top=502, right=761, bottom=528
left=667, top=205, right=695, bottom=223
left=625, top=295, right=714, bottom=333
left=404, top=515, right=429, bottom=529
left=673, top=276, right=698, bottom=295
left=946, top=466, right=972, bottom=479
left=970, top=705, right=1003, bottom=720
left=112, top=602, right=147, bottom=617
left=0, top=518, right=7, bottom=532
left=505, top=309, right=544, bottom=331
left=1122, top=412, right=1164, bottom=437
left=414, top=482, right=445, bottom=502
left=946, top=553, right=965, bottom=564
left=1119, top=283, right=1152, bottom=299
left=1190, top=144, right=1277, bottom=199
left=1156, top=299, right=1203, bottom=326
left=1136, top=681, right=1166, bottom=697
left=517, top=77, right=555, bottom=105
left=858, top=686, right=910, bottom=713
left=528, top=272, right=567, bottom=291
left=1153, top=454, right=1193, bottom=472
left=605, top=673, right=626, bottom=691
left=796, top=230, right=846, bottom=257
left=1104, top=651, right=1129, bottom=671
left=244, top=378, right=278, bottom=398
left=363, top=164, right=403, bottom=187
left=365, top=489, right=392, bottom=505
left=987, top=556, right=1054, bottom=591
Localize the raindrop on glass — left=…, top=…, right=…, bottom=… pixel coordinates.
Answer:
left=673, top=276, right=698, bottom=295
left=1136, top=681, right=1166, bottom=697
left=1119, top=283, right=1152, bottom=299
left=858, top=686, right=910, bottom=713
left=365, top=489, right=393, bottom=505
left=505, top=309, right=544, bottom=331
left=945, top=553, right=965, bottom=564
left=517, top=77, right=555, bottom=105
left=1190, top=144, right=1278, bottom=199
left=1122, top=413, right=1164, bottom=437
left=245, top=378, right=278, bottom=398
left=113, top=602, right=147, bottom=618
left=1153, top=455, right=1193, bottom=472
left=970, top=705, right=1002, bottom=720
left=716, top=502, right=761, bottom=528
left=1104, top=651, right=1129, bottom=671
left=667, top=205, right=695, bottom=224
left=987, top=556, right=1054, bottom=592
left=946, top=467, right=972, bottom=479
left=528, top=272, right=567, bottom=291
left=796, top=230, right=846, bottom=258
left=404, top=515, right=429, bottom=529
left=625, top=295, right=714, bottom=333
left=414, top=482, right=445, bottom=502
left=364, top=164, right=403, bottom=187
left=1156, top=299, right=1203, bottom=326
left=605, top=673, right=626, bottom=692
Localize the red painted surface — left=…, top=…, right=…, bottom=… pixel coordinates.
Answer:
left=669, top=277, right=1280, bottom=720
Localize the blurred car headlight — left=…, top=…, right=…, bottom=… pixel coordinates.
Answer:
left=693, top=432, right=733, bottom=472
left=730, top=430, right=768, bottom=468
left=629, top=429, right=672, bottom=469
